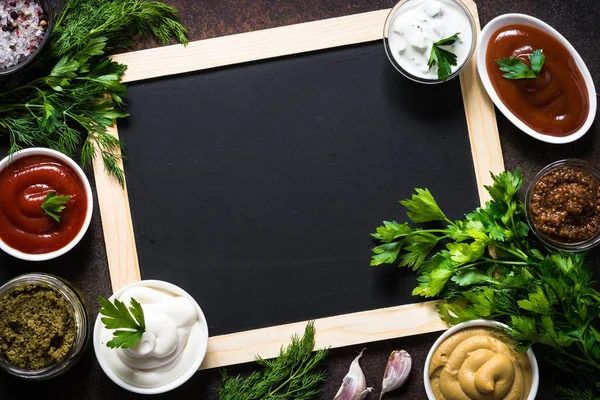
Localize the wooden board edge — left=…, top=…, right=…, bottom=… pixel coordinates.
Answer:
left=112, top=9, right=390, bottom=83
left=201, top=301, right=445, bottom=370
left=92, top=3, right=502, bottom=371
left=459, top=0, right=505, bottom=205
left=91, top=125, right=141, bottom=293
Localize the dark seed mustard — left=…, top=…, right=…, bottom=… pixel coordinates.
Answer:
left=0, top=284, right=76, bottom=370
left=529, top=166, right=600, bottom=243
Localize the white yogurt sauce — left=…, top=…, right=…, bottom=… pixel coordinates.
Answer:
left=387, top=0, right=473, bottom=80
left=99, top=286, right=204, bottom=388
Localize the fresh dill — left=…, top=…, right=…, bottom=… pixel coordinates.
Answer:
left=218, top=321, right=329, bottom=400
left=0, top=0, right=188, bottom=185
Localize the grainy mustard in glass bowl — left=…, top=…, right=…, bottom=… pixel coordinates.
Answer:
left=525, top=159, right=600, bottom=251
left=0, top=273, right=89, bottom=379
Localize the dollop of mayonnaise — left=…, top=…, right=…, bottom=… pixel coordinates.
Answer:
left=100, top=286, right=205, bottom=388
left=387, top=0, right=473, bottom=80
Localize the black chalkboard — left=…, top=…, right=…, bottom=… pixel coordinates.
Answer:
left=119, top=41, right=479, bottom=336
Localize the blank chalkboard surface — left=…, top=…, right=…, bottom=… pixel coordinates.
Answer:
left=118, top=40, right=479, bottom=336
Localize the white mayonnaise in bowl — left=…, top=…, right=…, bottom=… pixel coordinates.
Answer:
left=93, top=280, right=209, bottom=394
left=384, top=0, right=477, bottom=84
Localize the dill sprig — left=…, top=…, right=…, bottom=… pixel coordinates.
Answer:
left=556, top=384, right=597, bottom=400
left=218, top=321, right=329, bottom=400
left=53, top=0, right=188, bottom=55
left=0, top=0, right=188, bottom=185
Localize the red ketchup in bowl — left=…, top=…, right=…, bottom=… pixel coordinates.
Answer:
left=0, top=155, right=88, bottom=254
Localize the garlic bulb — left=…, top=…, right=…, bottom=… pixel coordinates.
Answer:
left=333, top=349, right=374, bottom=400
left=379, top=350, right=412, bottom=399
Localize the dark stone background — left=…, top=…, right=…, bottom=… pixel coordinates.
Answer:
left=0, top=0, right=599, bottom=399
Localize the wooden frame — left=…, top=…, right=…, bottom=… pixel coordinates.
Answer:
left=92, top=3, right=503, bottom=370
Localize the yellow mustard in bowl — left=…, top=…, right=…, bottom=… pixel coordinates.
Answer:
left=428, top=327, right=533, bottom=400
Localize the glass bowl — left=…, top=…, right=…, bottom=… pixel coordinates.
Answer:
left=383, top=0, right=477, bottom=84
left=0, top=273, right=89, bottom=379
left=525, top=159, right=600, bottom=251
left=0, top=0, right=54, bottom=77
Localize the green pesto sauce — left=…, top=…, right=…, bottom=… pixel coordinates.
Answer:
left=0, top=284, right=76, bottom=370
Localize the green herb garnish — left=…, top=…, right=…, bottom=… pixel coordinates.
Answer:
left=98, top=296, right=146, bottom=349
left=41, top=191, right=71, bottom=223
left=496, top=49, right=545, bottom=79
left=428, top=32, right=460, bottom=81
left=371, top=170, right=600, bottom=397
left=218, top=321, right=329, bottom=400
left=0, top=0, right=189, bottom=186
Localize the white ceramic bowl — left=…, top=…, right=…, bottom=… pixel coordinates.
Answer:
left=93, top=280, right=209, bottom=395
left=424, top=320, right=539, bottom=400
left=0, top=148, right=93, bottom=261
left=477, top=14, right=597, bottom=144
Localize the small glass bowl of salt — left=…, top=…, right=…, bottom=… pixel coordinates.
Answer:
left=0, top=0, right=53, bottom=76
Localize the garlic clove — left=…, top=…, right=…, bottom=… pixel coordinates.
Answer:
left=333, top=349, right=374, bottom=400
left=379, top=350, right=412, bottom=400
left=357, top=388, right=374, bottom=400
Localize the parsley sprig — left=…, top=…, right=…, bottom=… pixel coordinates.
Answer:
left=428, top=33, right=460, bottom=81
left=218, top=321, right=329, bottom=400
left=371, top=170, right=600, bottom=397
left=41, top=191, right=71, bottom=223
left=496, top=49, right=546, bottom=79
left=98, top=296, right=146, bottom=349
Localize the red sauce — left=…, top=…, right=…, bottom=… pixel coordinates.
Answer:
left=0, top=155, right=87, bottom=254
left=486, top=24, right=589, bottom=137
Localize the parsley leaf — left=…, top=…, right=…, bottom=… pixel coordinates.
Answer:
left=98, top=296, right=146, bottom=349
left=437, top=302, right=479, bottom=325
left=517, top=286, right=553, bottom=314
left=462, top=287, right=498, bottom=317
left=451, top=267, right=498, bottom=287
left=41, top=192, right=71, bottom=223
left=371, top=221, right=413, bottom=243
left=447, top=240, right=487, bottom=264
left=371, top=242, right=403, bottom=266
left=105, top=330, right=144, bottom=349
left=496, top=57, right=536, bottom=79
left=484, top=169, right=522, bottom=203
left=427, top=33, right=460, bottom=81
left=411, top=252, right=456, bottom=297
left=510, top=315, right=538, bottom=346
left=412, top=264, right=454, bottom=297
left=529, top=49, right=546, bottom=75
left=400, top=188, right=449, bottom=223
left=496, top=49, right=545, bottom=79
left=399, top=232, right=440, bottom=270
